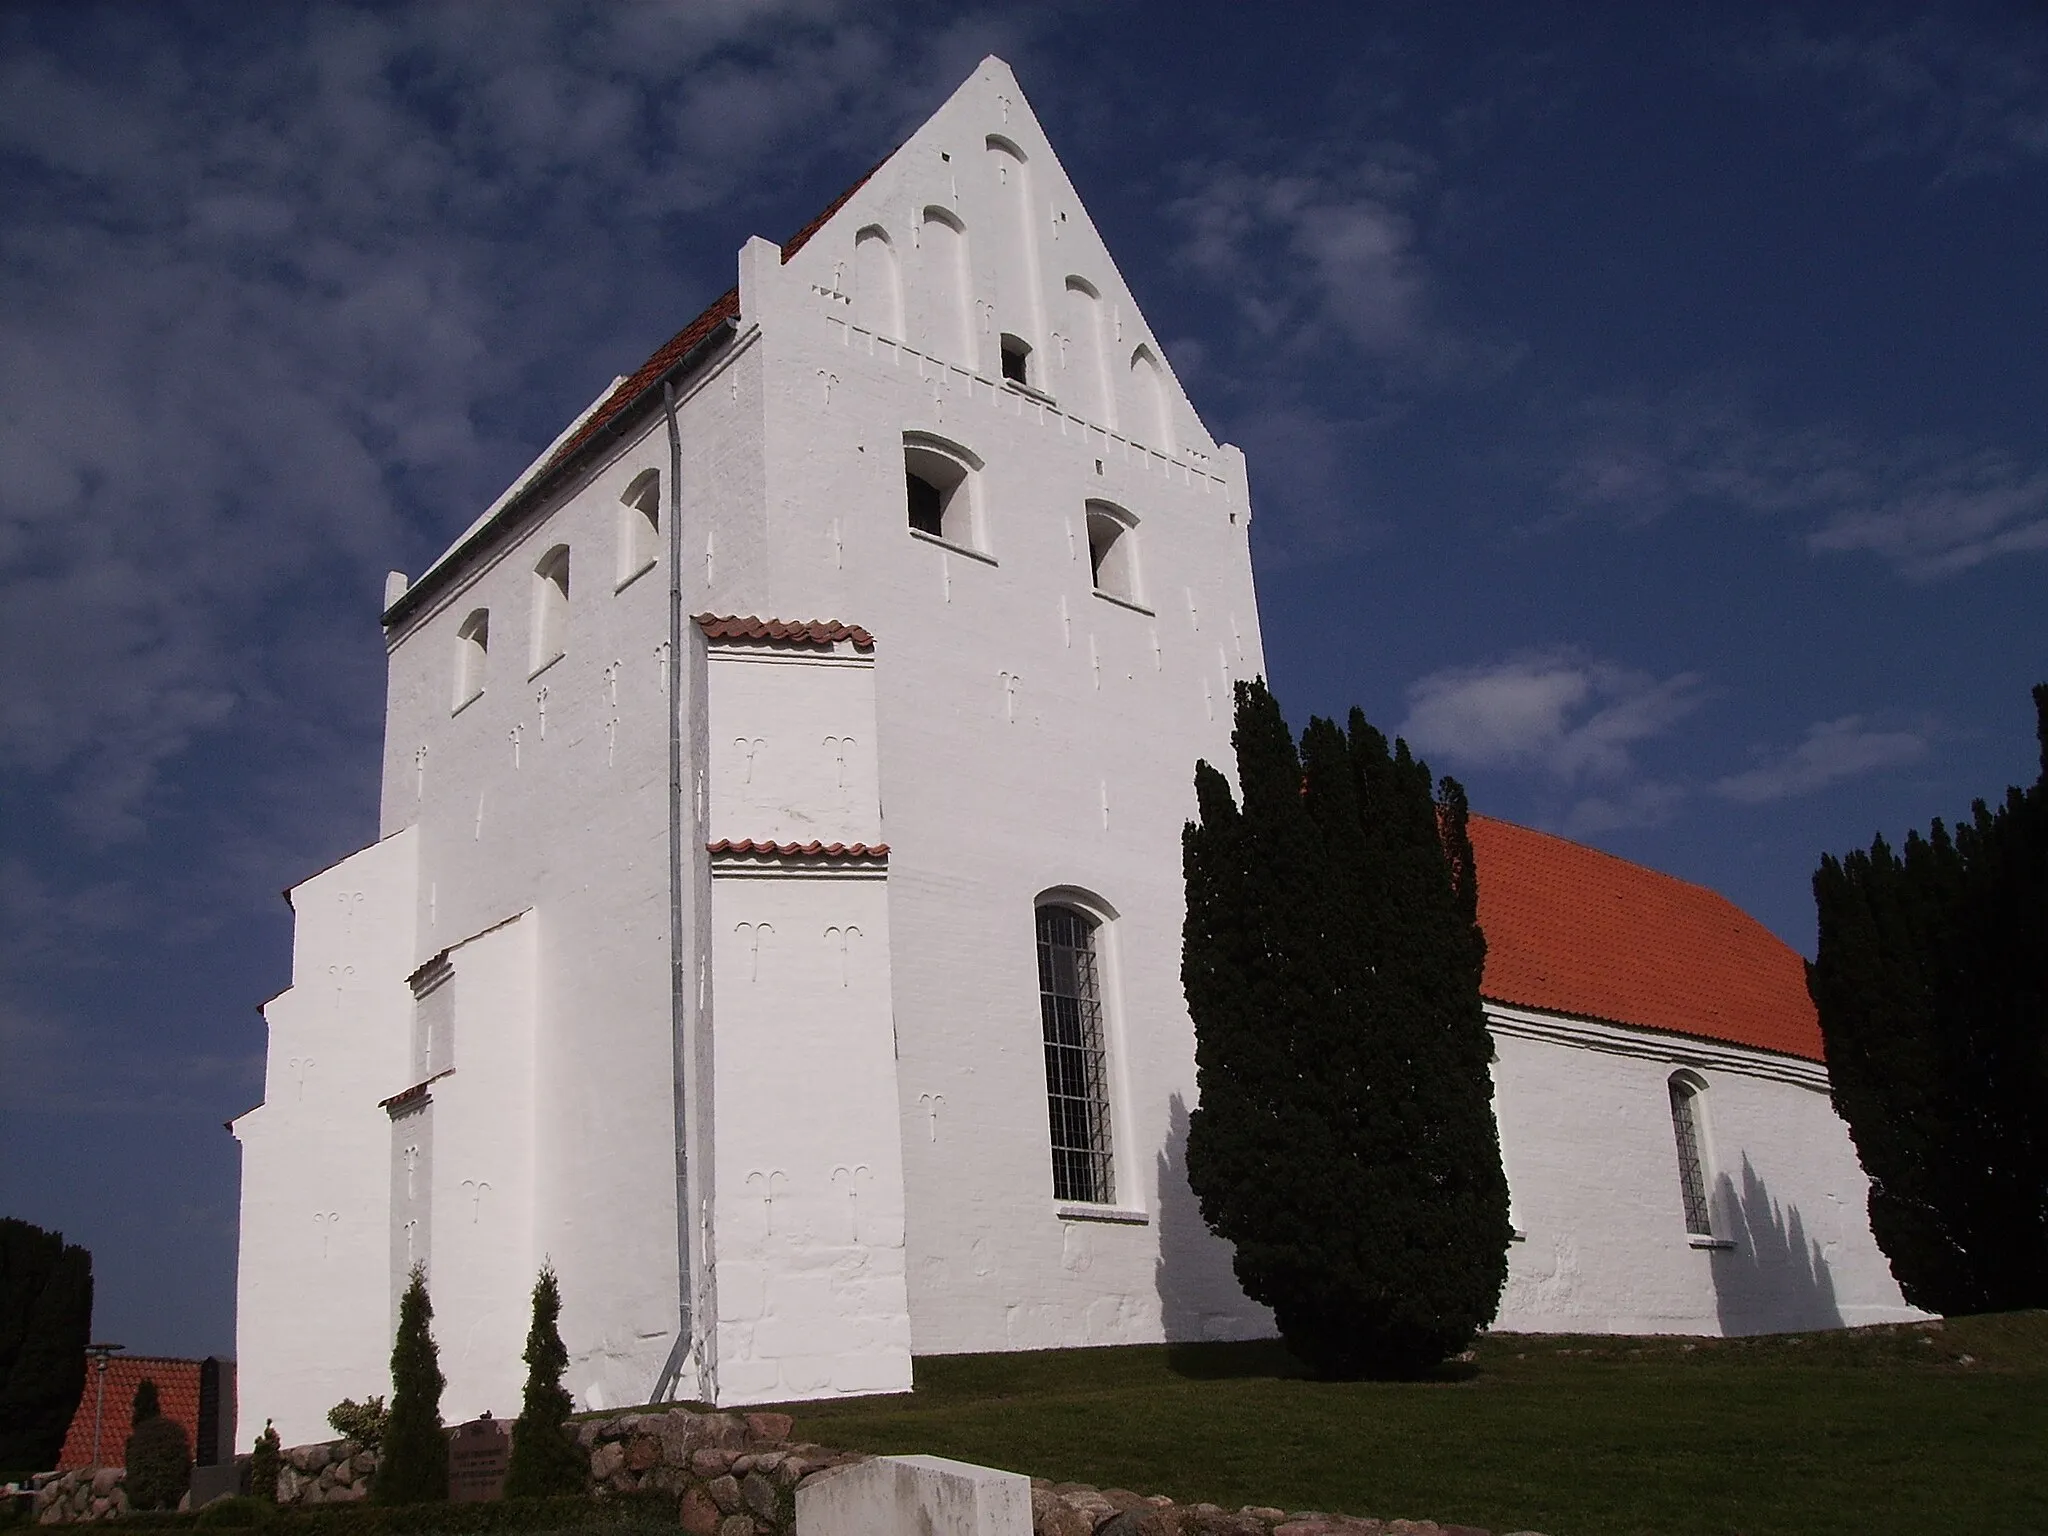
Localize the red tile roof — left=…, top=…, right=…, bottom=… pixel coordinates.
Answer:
left=707, top=839, right=888, bottom=858
left=386, top=164, right=879, bottom=628
left=58, top=1358, right=204, bottom=1471
left=1469, top=814, right=1824, bottom=1062
left=503, top=165, right=878, bottom=534
left=696, top=614, right=875, bottom=649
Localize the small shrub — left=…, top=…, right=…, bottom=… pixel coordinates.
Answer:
left=327, top=1397, right=388, bottom=1451
left=132, top=1379, right=162, bottom=1425
left=250, top=1422, right=281, bottom=1504
left=196, top=1495, right=273, bottom=1528
left=375, top=1264, right=447, bottom=1504
left=504, top=1267, right=583, bottom=1497
left=125, top=1412, right=191, bottom=1511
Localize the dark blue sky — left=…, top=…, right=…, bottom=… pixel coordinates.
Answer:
left=3, top=2, right=2043, bottom=1360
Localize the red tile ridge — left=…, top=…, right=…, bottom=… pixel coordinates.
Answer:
left=378, top=1068, right=453, bottom=1112
left=695, top=614, right=875, bottom=649
left=707, top=839, right=888, bottom=858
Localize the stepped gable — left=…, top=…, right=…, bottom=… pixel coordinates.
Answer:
left=1468, top=814, right=1825, bottom=1063
left=57, top=1356, right=203, bottom=1471
left=696, top=615, right=875, bottom=649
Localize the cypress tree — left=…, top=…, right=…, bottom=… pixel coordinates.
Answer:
left=504, top=1266, right=584, bottom=1497
left=0, top=1219, right=93, bottom=1480
left=1811, top=683, right=2048, bottom=1313
left=249, top=1422, right=281, bottom=1504
left=374, top=1264, right=447, bottom=1504
left=124, top=1378, right=191, bottom=1510
left=1183, top=681, right=1512, bottom=1378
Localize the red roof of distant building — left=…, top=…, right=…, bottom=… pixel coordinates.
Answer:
left=696, top=615, right=875, bottom=649
left=1468, top=814, right=1824, bottom=1062
left=58, top=1358, right=204, bottom=1471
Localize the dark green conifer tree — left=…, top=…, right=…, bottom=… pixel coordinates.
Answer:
left=0, top=1218, right=93, bottom=1480
left=504, top=1266, right=583, bottom=1497
left=249, top=1422, right=281, bottom=1504
left=373, top=1265, right=447, bottom=1504
left=1183, top=681, right=1511, bottom=1378
left=1811, top=684, right=2048, bottom=1313
left=124, top=1378, right=190, bottom=1510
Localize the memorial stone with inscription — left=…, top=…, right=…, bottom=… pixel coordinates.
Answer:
left=448, top=1415, right=510, bottom=1502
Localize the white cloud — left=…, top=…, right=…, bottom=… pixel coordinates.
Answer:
left=1715, top=716, right=1928, bottom=805
left=1400, top=649, right=1707, bottom=783
left=1746, top=14, right=2048, bottom=178
left=1554, top=390, right=2048, bottom=579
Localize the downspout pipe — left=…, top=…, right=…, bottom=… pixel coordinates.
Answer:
left=657, top=376, right=693, bottom=1401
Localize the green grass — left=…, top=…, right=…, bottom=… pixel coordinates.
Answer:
left=774, top=1314, right=2048, bottom=1536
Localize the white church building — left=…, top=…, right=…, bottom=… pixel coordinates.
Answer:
left=231, top=58, right=1919, bottom=1445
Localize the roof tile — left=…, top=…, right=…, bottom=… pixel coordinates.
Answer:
left=707, top=839, right=888, bottom=858
left=58, top=1357, right=207, bottom=1471
left=695, top=615, right=874, bottom=649
left=1469, top=814, right=1824, bottom=1062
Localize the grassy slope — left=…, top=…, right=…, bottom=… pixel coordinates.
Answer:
left=776, top=1315, right=2048, bottom=1536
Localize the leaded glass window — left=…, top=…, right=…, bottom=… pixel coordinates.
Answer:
left=1669, top=1077, right=1712, bottom=1236
left=1037, top=904, right=1114, bottom=1204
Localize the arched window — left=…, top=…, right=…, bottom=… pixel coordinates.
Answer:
left=1130, top=345, right=1172, bottom=453
left=453, top=608, right=489, bottom=711
left=853, top=225, right=904, bottom=339
left=1668, top=1073, right=1713, bottom=1237
left=620, top=469, right=660, bottom=585
left=1037, top=900, right=1115, bottom=1205
left=1086, top=501, right=1140, bottom=605
left=1063, top=278, right=1111, bottom=425
left=921, top=207, right=973, bottom=366
left=903, top=433, right=982, bottom=549
left=530, top=545, right=570, bottom=675
left=999, top=333, right=1032, bottom=387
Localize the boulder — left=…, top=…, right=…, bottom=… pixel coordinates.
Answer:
left=707, top=1474, right=743, bottom=1514
left=590, top=1441, right=626, bottom=1482
left=744, top=1412, right=794, bottom=1444
left=741, top=1471, right=778, bottom=1521
left=680, top=1485, right=723, bottom=1536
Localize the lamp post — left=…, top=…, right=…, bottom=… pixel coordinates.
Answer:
left=83, top=1344, right=123, bottom=1468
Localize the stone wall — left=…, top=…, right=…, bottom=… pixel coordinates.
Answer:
left=1028, top=1479, right=1548, bottom=1536
left=28, top=1412, right=1552, bottom=1535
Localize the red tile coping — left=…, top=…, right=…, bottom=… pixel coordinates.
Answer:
left=696, top=614, right=875, bottom=649
left=58, top=1357, right=204, bottom=1471
left=708, top=839, right=888, bottom=859
left=378, top=1068, right=453, bottom=1112
left=1469, top=814, right=1824, bottom=1063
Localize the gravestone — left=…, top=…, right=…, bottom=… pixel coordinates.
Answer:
left=447, top=1415, right=510, bottom=1502
left=796, top=1455, right=1030, bottom=1536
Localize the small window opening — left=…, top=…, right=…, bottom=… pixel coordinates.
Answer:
left=1038, top=903, right=1114, bottom=1205
left=1000, top=333, right=1031, bottom=386
left=453, top=608, right=489, bottom=711
left=620, top=469, right=660, bottom=583
left=1669, top=1076, right=1713, bottom=1237
left=904, top=439, right=975, bottom=546
left=1086, top=502, right=1139, bottom=603
left=531, top=546, right=570, bottom=674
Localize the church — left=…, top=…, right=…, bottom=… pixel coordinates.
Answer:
left=231, top=58, right=1919, bottom=1447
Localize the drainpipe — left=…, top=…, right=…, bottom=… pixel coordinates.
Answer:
left=659, top=377, right=694, bottom=1402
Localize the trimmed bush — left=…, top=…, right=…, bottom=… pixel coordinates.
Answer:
left=325, top=1399, right=386, bottom=1452
left=374, top=1265, right=446, bottom=1504
left=504, top=1267, right=582, bottom=1497
left=249, top=1422, right=281, bottom=1504
left=126, top=1392, right=192, bottom=1511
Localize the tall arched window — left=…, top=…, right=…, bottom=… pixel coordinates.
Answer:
left=620, top=469, right=660, bottom=585
left=1063, top=277, right=1111, bottom=425
left=1668, top=1073, right=1713, bottom=1237
left=1085, top=501, right=1140, bottom=605
left=1130, top=345, right=1172, bottom=453
left=453, top=608, right=489, bottom=712
left=530, top=545, right=570, bottom=675
left=1037, top=902, right=1115, bottom=1204
left=853, top=225, right=904, bottom=339
left=921, top=207, right=973, bottom=366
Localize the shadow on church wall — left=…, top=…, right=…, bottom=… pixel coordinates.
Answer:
left=1709, top=1154, right=1843, bottom=1335
left=1153, top=1092, right=1296, bottom=1379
